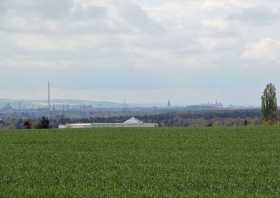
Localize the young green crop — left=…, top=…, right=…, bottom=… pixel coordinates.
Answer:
left=1, top=127, right=280, bottom=197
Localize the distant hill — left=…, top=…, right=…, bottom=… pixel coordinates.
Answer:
left=0, top=98, right=162, bottom=110
left=0, top=99, right=126, bottom=109
left=0, top=98, right=256, bottom=110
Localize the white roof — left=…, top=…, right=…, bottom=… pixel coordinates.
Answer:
left=123, top=117, right=143, bottom=124
left=68, top=123, right=92, bottom=126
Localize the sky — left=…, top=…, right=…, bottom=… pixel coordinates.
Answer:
left=1, top=0, right=280, bottom=106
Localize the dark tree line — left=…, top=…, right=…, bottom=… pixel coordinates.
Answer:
left=21, top=117, right=50, bottom=129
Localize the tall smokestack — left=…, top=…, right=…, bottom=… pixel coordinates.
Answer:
left=48, top=81, right=51, bottom=110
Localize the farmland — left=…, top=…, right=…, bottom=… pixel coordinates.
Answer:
left=1, top=127, right=280, bottom=197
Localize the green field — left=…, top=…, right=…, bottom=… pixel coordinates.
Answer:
left=1, top=127, right=280, bottom=197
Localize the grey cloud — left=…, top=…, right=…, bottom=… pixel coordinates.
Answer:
left=72, top=5, right=108, bottom=20
left=0, top=3, right=112, bottom=34
left=0, top=0, right=76, bottom=34
left=228, top=6, right=280, bottom=26
left=0, top=0, right=164, bottom=35
left=0, top=2, right=5, bottom=13
left=58, top=1, right=165, bottom=35
left=0, top=0, right=280, bottom=96
left=115, top=0, right=164, bottom=33
left=1, top=0, right=74, bottom=19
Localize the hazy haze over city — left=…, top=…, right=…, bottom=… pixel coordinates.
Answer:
left=1, top=0, right=280, bottom=106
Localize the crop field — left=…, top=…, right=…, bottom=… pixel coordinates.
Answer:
left=1, top=127, right=280, bottom=197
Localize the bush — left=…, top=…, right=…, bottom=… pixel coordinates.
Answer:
left=23, top=120, right=32, bottom=129
left=37, top=117, right=50, bottom=129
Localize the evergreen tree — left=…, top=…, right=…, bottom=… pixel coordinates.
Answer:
left=261, top=83, right=278, bottom=122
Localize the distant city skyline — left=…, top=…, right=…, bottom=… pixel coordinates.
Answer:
left=1, top=0, right=280, bottom=106
left=0, top=86, right=263, bottom=107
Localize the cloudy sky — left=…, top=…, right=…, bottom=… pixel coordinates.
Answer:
left=1, top=0, right=280, bottom=106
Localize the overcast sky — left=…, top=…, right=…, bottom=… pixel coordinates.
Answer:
left=1, top=0, right=280, bottom=106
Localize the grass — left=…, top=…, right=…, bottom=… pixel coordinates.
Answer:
left=1, top=127, right=280, bottom=197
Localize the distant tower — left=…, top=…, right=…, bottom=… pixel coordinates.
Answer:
left=48, top=81, right=51, bottom=110
left=168, top=100, right=171, bottom=107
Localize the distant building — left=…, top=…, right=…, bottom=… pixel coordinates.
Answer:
left=59, top=117, right=158, bottom=129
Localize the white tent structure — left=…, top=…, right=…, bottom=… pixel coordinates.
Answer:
left=123, top=117, right=144, bottom=124
left=59, top=117, right=158, bottom=129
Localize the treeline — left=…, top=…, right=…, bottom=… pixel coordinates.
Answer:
left=0, top=108, right=271, bottom=129
left=0, top=117, right=51, bottom=129
left=83, top=109, right=261, bottom=127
